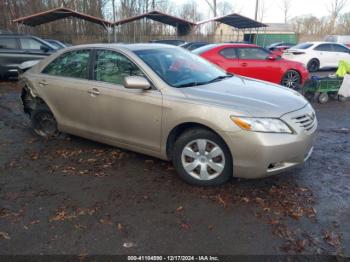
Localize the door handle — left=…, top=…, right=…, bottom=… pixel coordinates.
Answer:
left=39, top=80, right=48, bottom=86
left=241, top=63, right=248, bottom=67
left=88, top=88, right=100, bottom=96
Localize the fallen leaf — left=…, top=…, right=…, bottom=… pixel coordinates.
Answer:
left=217, top=195, right=227, bottom=208
left=0, top=232, right=10, bottom=240
left=31, top=153, right=39, bottom=160
left=180, top=223, right=191, bottom=230
left=176, top=206, right=184, bottom=212
left=123, top=242, right=136, bottom=248
left=74, top=224, right=86, bottom=230
left=241, top=197, right=250, bottom=203
left=99, top=219, right=113, bottom=225
left=30, top=220, right=40, bottom=225
left=49, top=211, right=67, bottom=222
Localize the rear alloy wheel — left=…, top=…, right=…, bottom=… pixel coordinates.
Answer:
left=307, top=59, right=320, bottom=72
left=173, top=129, right=232, bottom=186
left=281, top=70, right=301, bottom=89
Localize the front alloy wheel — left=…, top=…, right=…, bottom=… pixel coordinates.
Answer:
left=281, top=70, right=301, bottom=89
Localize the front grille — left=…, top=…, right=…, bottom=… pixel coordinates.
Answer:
left=292, top=112, right=317, bottom=132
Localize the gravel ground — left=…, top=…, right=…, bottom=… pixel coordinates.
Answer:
left=0, top=77, right=349, bottom=257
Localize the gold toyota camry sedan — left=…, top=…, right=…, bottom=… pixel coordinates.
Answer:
left=20, top=44, right=317, bottom=186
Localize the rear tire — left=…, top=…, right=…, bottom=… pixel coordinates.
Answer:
left=338, top=95, right=347, bottom=102
left=304, top=91, right=316, bottom=101
left=31, top=106, right=59, bottom=138
left=307, top=59, right=320, bottom=72
left=173, top=128, right=233, bottom=187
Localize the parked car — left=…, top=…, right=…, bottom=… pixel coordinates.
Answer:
left=0, top=34, right=56, bottom=78
left=267, top=42, right=296, bottom=57
left=149, top=39, right=187, bottom=46
left=194, top=43, right=309, bottom=89
left=325, top=35, right=350, bottom=47
left=282, top=42, right=350, bottom=72
left=20, top=44, right=316, bottom=186
left=180, top=41, right=209, bottom=51
left=44, top=39, right=68, bottom=49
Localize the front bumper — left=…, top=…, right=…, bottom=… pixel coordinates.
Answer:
left=224, top=104, right=317, bottom=179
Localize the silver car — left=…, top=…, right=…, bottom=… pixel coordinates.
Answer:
left=20, top=44, right=317, bottom=186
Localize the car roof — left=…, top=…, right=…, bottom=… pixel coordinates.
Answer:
left=61, top=43, right=179, bottom=51
left=208, top=43, right=258, bottom=49
left=303, top=41, right=341, bottom=45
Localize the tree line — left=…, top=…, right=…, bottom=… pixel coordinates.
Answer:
left=1, top=0, right=350, bottom=44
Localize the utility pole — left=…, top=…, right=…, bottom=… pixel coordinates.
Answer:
left=254, top=0, right=259, bottom=20
left=112, top=0, right=116, bottom=42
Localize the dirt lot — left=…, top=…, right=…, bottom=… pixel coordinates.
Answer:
left=0, top=79, right=349, bottom=257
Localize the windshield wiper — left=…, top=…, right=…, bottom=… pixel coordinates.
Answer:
left=174, top=74, right=233, bottom=88
left=207, top=74, right=233, bottom=84
left=175, top=82, right=207, bottom=88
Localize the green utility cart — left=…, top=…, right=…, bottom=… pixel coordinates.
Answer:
left=302, top=77, right=347, bottom=104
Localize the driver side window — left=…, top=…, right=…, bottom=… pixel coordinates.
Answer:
left=94, top=50, right=144, bottom=85
left=20, top=38, right=45, bottom=50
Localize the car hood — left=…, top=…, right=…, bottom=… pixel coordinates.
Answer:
left=179, top=76, right=308, bottom=118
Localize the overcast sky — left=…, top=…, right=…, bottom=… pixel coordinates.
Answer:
left=175, top=0, right=350, bottom=23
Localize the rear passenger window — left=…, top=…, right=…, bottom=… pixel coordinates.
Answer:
left=314, top=44, right=333, bottom=52
left=237, top=48, right=269, bottom=60
left=42, top=50, right=90, bottom=79
left=93, top=50, right=144, bottom=85
left=20, top=38, right=44, bottom=50
left=220, top=48, right=237, bottom=59
left=0, top=38, right=17, bottom=49
left=332, top=44, right=349, bottom=53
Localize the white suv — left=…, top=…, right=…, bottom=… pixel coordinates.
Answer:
left=282, top=42, right=350, bottom=72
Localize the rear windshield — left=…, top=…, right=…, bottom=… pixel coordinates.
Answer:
left=192, top=44, right=218, bottom=55
left=292, top=43, right=313, bottom=49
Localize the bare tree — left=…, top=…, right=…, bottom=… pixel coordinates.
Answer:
left=178, top=0, right=203, bottom=21
left=280, top=0, right=293, bottom=23
left=257, top=0, right=267, bottom=22
left=204, top=0, right=217, bottom=17
left=327, top=0, right=348, bottom=31
left=217, top=0, right=234, bottom=16
left=327, top=0, right=348, bottom=19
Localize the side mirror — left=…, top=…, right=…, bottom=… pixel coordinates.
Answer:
left=123, top=76, right=151, bottom=90
left=267, top=55, right=276, bottom=61
left=40, top=45, right=50, bottom=52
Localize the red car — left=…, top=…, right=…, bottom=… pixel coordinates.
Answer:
left=193, top=44, right=309, bottom=89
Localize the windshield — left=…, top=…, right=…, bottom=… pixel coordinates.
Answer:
left=292, top=43, right=313, bottom=49
left=192, top=44, right=218, bottom=55
left=134, top=48, right=231, bottom=88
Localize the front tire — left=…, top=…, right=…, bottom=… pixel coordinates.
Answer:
left=281, top=70, right=301, bottom=89
left=173, top=128, right=233, bottom=187
left=31, top=106, right=59, bottom=138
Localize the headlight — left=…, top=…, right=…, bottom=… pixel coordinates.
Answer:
left=231, top=117, right=293, bottom=134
